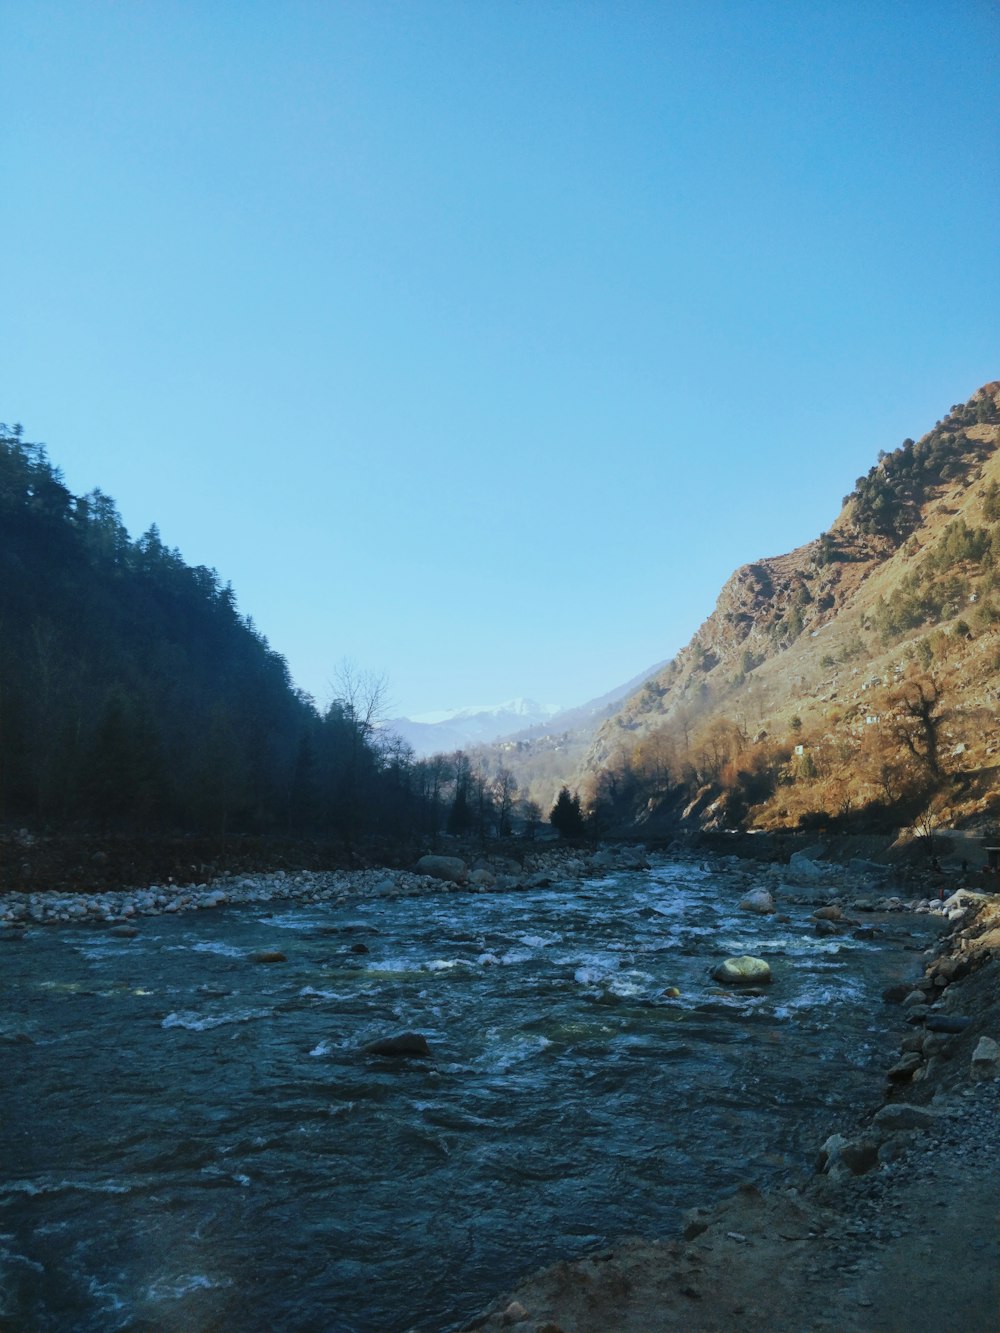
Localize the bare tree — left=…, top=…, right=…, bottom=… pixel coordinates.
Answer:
left=491, top=767, right=519, bottom=837
left=889, top=674, right=944, bottom=783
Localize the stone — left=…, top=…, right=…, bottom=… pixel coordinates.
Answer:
left=872, top=1103, right=939, bottom=1131
left=902, top=989, right=928, bottom=1007
left=925, top=1013, right=972, bottom=1033
left=364, top=1032, right=431, bottom=1058
left=970, top=1036, right=1000, bottom=1080
left=712, top=956, right=773, bottom=986
left=500, top=1300, right=529, bottom=1325
left=887, top=1052, right=923, bottom=1080
left=814, top=919, right=843, bottom=937
left=413, top=855, right=467, bottom=884
left=738, top=888, right=775, bottom=915
left=469, top=868, right=496, bottom=888
left=821, top=1134, right=879, bottom=1178
left=813, top=905, right=843, bottom=921
left=349, top=942, right=369, bottom=954
left=788, top=852, right=829, bottom=878
left=252, top=950, right=287, bottom=964
left=109, top=925, right=139, bottom=939
left=682, top=1205, right=713, bottom=1240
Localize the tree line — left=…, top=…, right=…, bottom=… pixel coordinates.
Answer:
left=0, top=424, right=542, bottom=845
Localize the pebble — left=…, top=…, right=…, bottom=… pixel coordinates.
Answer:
left=0, top=847, right=660, bottom=930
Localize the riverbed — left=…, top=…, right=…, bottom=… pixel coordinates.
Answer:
left=0, top=858, right=940, bottom=1332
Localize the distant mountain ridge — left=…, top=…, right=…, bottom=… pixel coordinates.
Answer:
left=386, top=698, right=561, bottom=758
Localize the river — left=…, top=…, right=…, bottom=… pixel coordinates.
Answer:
left=0, top=858, right=937, bottom=1332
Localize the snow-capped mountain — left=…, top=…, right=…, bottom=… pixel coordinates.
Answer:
left=385, top=698, right=561, bottom=758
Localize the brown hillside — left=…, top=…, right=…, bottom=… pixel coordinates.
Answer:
left=580, top=382, right=1000, bottom=837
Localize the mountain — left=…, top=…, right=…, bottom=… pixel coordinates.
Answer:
left=386, top=699, right=562, bottom=758
left=577, top=382, right=1000, bottom=837
left=456, top=663, right=668, bottom=815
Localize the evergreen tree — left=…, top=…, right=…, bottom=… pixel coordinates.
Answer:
left=549, top=786, right=585, bottom=837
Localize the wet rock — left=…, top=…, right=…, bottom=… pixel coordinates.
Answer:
left=349, top=942, right=370, bottom=954
left=470, top=869, right=497, bottom=888
left=252, top=950, right=287, bottom=964
left=814, top=919, right=843, bottom=937
left=738, top=888, right=775, bottom=915
left=109, top=924, right=139, bottom=939
left=813, top=905, right=843, bottom=921
left=711, top=956, right=772, bottom=986
left=414, top=856, right=468, bottom=884
left=364, top=1032, right=431, bottom=1058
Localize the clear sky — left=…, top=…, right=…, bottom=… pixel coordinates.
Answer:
left=3, top=2, right=998, bottom=719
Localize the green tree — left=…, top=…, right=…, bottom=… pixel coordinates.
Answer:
left=549, top=786, right=585, bottom=837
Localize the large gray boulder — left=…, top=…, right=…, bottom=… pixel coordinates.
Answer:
left=414, top=855, right=468, bottom=884
left=788, top=848, right=829, bottom=878
left=738, top=888, right=775, bottom=915
left=712, top=955, right=773, bottom=986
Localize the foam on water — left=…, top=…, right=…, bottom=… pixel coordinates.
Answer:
left=160, top=1008, right=271, bottom=1031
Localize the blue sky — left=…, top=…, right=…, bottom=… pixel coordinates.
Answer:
left=3, top=1, right=998, bottom=718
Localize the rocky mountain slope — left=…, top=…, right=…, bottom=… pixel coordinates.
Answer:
left=579, top=382, right=1000, bottom=835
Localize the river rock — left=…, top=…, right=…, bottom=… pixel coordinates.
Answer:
left=712, top=956, right=772, bottom=986
left=925, top=1013, right=972, bottom=1033
left=814, top=919, right=842, bottom=937
left=470, top=869, right=496, bottom=888
left=887, top=1051, right=923, bottom=1080
left=813, top=905, right=843, bottom=921
left=252, top=950, right=287, bottom=964
left=788, top=852, right=828, bottom=879
left=970, top=1036, right=1000, bottom=1080
left=738, top=889, right=775, bottom=915
left=872, top=1102, right=939, bottom=1131
left=109, top=924, right=139, bottom=938
left=364, top=1032, right=431, bottom=1058
left=414, top=855, right=467, bottom=884
left=820, top=1133, right=879, bottom=1178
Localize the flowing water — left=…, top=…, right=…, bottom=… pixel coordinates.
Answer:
left=0, top=859, right=937, bottom=1332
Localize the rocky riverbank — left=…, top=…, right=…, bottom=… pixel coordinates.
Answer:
left=0, top=837, right=965, bottom=936
left=465, top=890, right=1000, bottom=1333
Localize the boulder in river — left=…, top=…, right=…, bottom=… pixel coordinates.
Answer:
left=711, top=956, right=772, bottom=986
left=414, top=855, right=468, bottom=884
left=252, top=950, right=287, bottom=964
left=364, top=1032, right=432, bottom=1058
left=738, top=889, right=775, bottom=915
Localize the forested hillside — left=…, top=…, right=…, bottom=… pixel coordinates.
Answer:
left=0, top=425, right=433, bottom=842
left=577, top=382, right=1000, bottom=838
